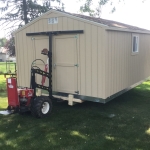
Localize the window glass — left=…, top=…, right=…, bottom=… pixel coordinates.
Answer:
left=132, top=35, right=139, bottom=53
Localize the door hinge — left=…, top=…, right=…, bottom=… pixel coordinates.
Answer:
left=31, top=37, right=35, bottom=40
left=75, top=34, right=78, bottom=39
left=75, top=91, right=79, bottom=94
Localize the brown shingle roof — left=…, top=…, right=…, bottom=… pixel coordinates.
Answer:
left=66, top=12, right=148, bottom=32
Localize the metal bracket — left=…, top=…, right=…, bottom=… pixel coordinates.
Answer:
left=31, top=37, right=35, bottom=40
left=75, top=91, right=79, bottom=94
left=74, top=64, right=79, bottom=67
left=75, top=34, right=78, bottom=39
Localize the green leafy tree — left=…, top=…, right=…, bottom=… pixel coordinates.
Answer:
left=4, top=35, right=15, bottom=56
left=0, top=0, right=64, bottom=34
left=0, top=0, right=64, bottom=55
left=80, top=0, right=123, bottom=17
left=0, top=37, right=7, bottom=48
left=80, top=0, right=147, bottom=17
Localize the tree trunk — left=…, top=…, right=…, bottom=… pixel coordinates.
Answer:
left=23, top=0, right=28, bottom=24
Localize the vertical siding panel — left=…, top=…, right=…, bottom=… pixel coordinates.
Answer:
left=137, top=35, right=141, bottom=81
left=124, top=33, right=128, bottom=88
left=43, top=19, right=48, bottom=31
left=57, top=17, right=63, bottom=30
left=85, top=23, right=92, bottom=96
left=52, top=23, right=58, bottom=31
left=123, top=32, right=126, bottom=88
left=108, top=32, right=112, bottom=96
left=120, top=32, right=126, bottom=90
left=18, top=32, right=25, bottom=86
left=146, top=35, right=150, bottom=76
left=121, top=32, right=125, bottom=90
left=26, top=26, right=34, bottom=87
left=144, top=35, right=147, bottom=76
left=128, top=33, right=132, bottom=86
left=104, top=30, right=109, bottom=98
left=111, top=32, right=115, bottom=95
left=67, top=18, right=74, bottom=30
left=97, top=28, right=101, bottom=98
left=22, top=29, right=29, bottom=87
left=79, top=22, right=85, bottom=95
left=112, top=32, right=116, bottom=94
left=73, top=20, right=79, bottom=30
left=115, top=32, right=119, bottom=92
left=47, top=20, right=53, bottom=31
left=112, top=32, right=115, bottom=95
left=108, top=32, right=111, bottom=96
left=91, top=25, right=98, bottom=97
left=30, top=24, right=35, bottom=33
left=34, top=22, right=39, bottom=32
left=62, top=17, right=68, bottom=30
left=102, top=29, right=107, bottom=98
left=73, top=20, right=80, bottom=94
left=118, top=32, right=121, bottom=91
left=118, top=32, right=122, bottom=91
left=38, top=19, right=43, bottom=32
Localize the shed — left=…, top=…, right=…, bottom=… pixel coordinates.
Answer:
left=14, top=9, right=150, bottom=104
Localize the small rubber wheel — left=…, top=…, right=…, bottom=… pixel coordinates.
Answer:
left=31, top=96, right=52, bottom=118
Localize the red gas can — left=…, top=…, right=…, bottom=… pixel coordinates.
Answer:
left=7, top=78, right=20, bottom=107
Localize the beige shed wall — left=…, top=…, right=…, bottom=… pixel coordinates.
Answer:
left=105, top=31, right=150, bottom=98
left=15, top=12, right=106, bottom=99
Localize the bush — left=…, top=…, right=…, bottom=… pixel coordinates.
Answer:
left=0, top=71, right=4, bottom=75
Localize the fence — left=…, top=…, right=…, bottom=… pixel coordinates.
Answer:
left=0, top=62, right=16, bottom=74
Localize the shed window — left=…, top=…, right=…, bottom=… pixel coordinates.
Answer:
left=132, top=34, right=139, bottom=53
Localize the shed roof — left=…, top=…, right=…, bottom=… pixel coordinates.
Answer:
left=69, top=13, right=148, bottom=32
left=14, top=9, right=150, bottom=34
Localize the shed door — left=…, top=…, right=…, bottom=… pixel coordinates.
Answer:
left=53, top=35, right=78, bottom=94
left=33, top=36, right=49, bottom=87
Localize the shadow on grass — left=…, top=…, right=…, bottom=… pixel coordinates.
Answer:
left=0, top=81, right=150, bottom=149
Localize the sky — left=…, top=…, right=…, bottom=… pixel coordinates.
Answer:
left=63, top=0, right=150, bottom=30
left=0, top=0, right=150, bottom=38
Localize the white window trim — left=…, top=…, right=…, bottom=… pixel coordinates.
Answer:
left=132, top=34, right=139, bottom=55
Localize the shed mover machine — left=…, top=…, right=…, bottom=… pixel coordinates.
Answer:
left=1, top=49, right=53, bottom=118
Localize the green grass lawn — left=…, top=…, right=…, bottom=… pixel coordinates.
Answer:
left=0, top=75, right=7, bottom=91
left=0, top=62, right=16, bottom=74
left=0, top=75, right=150, bottom=150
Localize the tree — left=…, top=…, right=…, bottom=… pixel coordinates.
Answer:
left=80, top=0, right=147, bottom=17
left=80, top=0, right=123, bottom=17
left=0, top=37, right=7, bottom=48
left=4, top=35, right=15, bottom=56
left=0, top=0, right=64, bottom=55
left=0, top=0, right=64, bottom=34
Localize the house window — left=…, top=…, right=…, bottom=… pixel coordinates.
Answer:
left=132, top=34, right=139, bottom=53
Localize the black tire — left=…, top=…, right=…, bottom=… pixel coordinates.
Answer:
left=31, top=96, right=52, bottom=118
